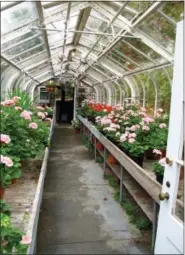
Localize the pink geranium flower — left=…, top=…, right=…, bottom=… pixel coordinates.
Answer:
left=128, top=138, right=135, bottom=144
left=153, top=149, right=162, bottom=155
left=29, top=122, right=38, bottom=129
left=143, top=117, right=154, bottom=123
left=157, top=108, right=163, bottom=113
left=1, top=99, right=15, bottom=106
left=13, top=96, right=21, bottom=102
left=159, top=123, right=167, bottom=128
left=37, top=112, right=45, bottom=119
left=0, top=134, right=11, bottom=144
left=20, top=110, right=32, bottom=120
left=20, top=235, right=31, bottom=245
left=128, top=133, right=136, bottom=138
left=159, top=157, right=166, bottom=167
left=1, top=155, right=13, bottom=167
left=140, top=107, right=146, bottom=112
left=120, top=134, right=127, bottom=142
left=15, top=106, right=22, bottom=111
left=142, top=125, right=150, bottom=131
left=36, top=106, right=45, bottom=111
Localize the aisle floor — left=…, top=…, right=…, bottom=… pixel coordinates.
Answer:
left=37, top=125, right=150, bottom=254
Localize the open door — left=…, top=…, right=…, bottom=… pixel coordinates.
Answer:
left=154, top=20, right=184, bottom=254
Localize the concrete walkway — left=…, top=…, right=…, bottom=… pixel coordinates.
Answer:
left=37, top=125, right=150, bottom=254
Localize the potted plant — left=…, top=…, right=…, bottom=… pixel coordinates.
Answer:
left=45, top=80, right=56, bottom=93
left=1, top=211, right=29, bottom=254
left=0, top=156, right=22, bottom=198
left=152, top=158, right=165, bottom=184
left=71, top=119, right=80, bottom=134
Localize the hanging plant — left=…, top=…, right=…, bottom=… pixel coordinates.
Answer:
left=45, top=80, right=56, bottom=93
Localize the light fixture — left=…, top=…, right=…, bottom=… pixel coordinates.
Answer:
left=71, top=49, right=76, bottom=58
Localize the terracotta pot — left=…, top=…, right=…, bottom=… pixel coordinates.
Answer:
left=161, top=149, right=166, bottom=157
left=0, top=184, right=5, bottom=199
left=11, top=178, right=17, bottom=184
left=96, top=142, right=104, bottom=151
left=74, top=129, right=80, bottom=134
left=107, top=155, right=118, bottom=165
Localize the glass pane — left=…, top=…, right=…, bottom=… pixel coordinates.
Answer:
left=122, top=37, right=166, bottom=64
left=138, top=12, right=176, bottom=53
left=3, top=36, right=44, bottom=59
left=1, top=1, right=37, bottom=35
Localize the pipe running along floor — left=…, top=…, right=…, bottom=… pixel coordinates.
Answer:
left=37, top=125, right=150, bottom=254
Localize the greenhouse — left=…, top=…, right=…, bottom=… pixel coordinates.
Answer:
left=0, top=1, right=184, bottom=254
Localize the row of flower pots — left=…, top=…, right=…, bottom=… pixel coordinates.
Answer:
left=1, top=94, right=53, bottom=254
left=77, top=100, right=183, bottom=185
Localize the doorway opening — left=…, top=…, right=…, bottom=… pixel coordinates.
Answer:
left=56, top=84, right=74, bottom=124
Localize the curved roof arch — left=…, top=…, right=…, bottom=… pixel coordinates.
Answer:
left=1, top=1, right=184, bottom=105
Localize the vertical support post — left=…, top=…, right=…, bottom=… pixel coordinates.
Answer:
left=152, top=201, right=158, bottom=252
left=103, top=147, right=106, bottom=174
left=94, top=137, right=97, bottom=162
left=120, top=166, right=123, bottom=203
left=73, top=86, right=76, bottom=120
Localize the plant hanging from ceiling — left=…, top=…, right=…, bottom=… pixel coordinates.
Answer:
left=45, top=80, right=56, bottom=93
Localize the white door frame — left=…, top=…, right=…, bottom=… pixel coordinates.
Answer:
left=154, top=20, right=184, bottom=254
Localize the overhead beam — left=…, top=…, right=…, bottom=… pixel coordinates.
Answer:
left=35, top=0, right=55, bottom=77
left=72, top=7, right=92, bottom=46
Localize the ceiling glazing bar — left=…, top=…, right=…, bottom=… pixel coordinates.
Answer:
left=93, top=61, right=172, bottom=86
left=8, top=43, right=45, bottom=61
left=1, top=34, right=42, bottom=54
left=35, top=0, right=55, bottom=77
left=30, top=27, right=138, bottom=37
left=1, top=55, right=40, bottom=84
left=1, top=1, right=25, bottom=12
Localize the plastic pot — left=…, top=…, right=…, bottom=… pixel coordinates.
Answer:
left=129, top=154, right=144, bottom=167
left=74, top=128, right=80, bottom=134
left=156, top=174, right=163, bottom=185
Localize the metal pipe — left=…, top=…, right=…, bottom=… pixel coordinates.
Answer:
left=62, top=2, right=71, bottom=56
left=30, top=27, right=138, bottom=37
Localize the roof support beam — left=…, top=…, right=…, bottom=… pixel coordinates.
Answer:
left=72, top=7, right=92, bottom=46
left=35, top=1, right=55, bottom=77
left=1, top=55, right=40, bottom=84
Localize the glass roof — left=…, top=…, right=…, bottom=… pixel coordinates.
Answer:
left=0, top=1, right=184, bottom=92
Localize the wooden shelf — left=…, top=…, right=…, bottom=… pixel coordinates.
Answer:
left=106, top=161, right=121, bottom=179
left=78, top=115, right=184, bottom=217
